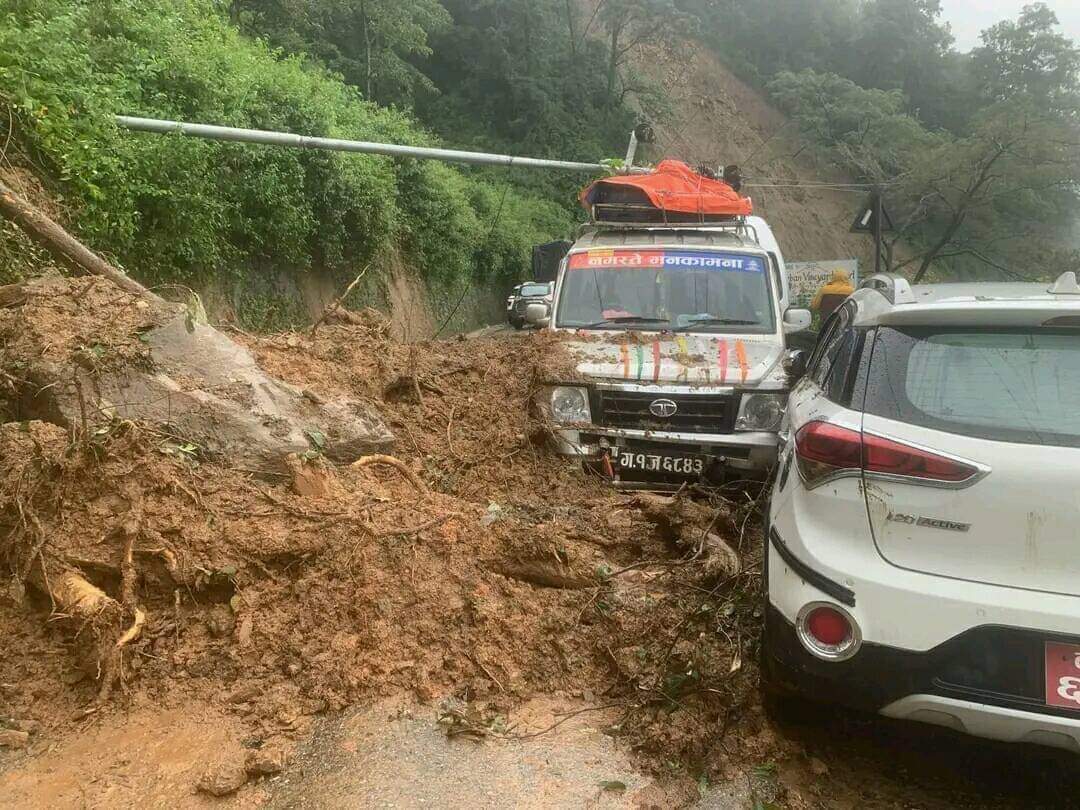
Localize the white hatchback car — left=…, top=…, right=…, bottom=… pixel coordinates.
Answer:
left=763, top=272, right=1080, bottom=751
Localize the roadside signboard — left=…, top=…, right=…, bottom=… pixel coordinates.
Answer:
left=787, top=260, right=859, bottom=309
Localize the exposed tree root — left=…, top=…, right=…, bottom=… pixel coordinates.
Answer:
left=494, top=560, right=594, bottom=590
left=351, top=454, right=429, bottom=494
left=633, top=493, right=741, bottom=578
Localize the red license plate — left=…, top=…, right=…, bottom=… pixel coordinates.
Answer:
left=1045, top=642, right=1080, bottom=710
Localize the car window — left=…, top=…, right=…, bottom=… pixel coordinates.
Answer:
left=825, top=327, right=861, bottom=405
left=865, top=327, right=1080, bottom=447
left=805, top=313, right=840, bottom=380
left=809, top=306, right=850, bottom=387
left=767, top=252, right=783, bottom=298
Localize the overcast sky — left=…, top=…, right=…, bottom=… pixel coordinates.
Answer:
left=940, top=1, right=1080, bottom=51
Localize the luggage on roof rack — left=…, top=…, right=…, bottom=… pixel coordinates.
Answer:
left=581, top=159, right=753, bottom=225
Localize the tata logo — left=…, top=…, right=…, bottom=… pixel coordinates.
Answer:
left=1058, top=676, right=1080, bottom=705
left=649, top=398, right=678, bottom=418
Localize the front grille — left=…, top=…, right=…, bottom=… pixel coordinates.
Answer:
left=593, top=390, right=737, bottom=434
left=513, top=298, right=544, bottom=315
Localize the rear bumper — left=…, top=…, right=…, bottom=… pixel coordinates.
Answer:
left=763, top=605, right=1080, bottom=751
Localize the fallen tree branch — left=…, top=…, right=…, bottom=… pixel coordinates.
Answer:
left=0, top=176, right=162, bottom=302
left=351, top=454, right=428, bottom=494
left=310, top=262, right=371, bottom=336
left=0, top=283, right=27, bottom=308
left=377, top=513, right=454, bottom=539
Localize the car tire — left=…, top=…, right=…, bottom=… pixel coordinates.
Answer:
left=512, top=319, right=524, bottom=330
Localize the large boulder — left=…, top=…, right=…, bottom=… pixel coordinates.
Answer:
left=0, top=275, right=393, bottom=471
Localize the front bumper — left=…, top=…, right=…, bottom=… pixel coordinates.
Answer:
left=550, top=425, right=778, bottom=473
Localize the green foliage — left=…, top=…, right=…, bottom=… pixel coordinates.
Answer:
left=896, top=100, right=1080, bottom=281
left=768, top=70, right=941, bottom=181
left=231, top=0, right=452, bottom=106
left=681, top=0, right=971, bottom=131
left=684, top=0, right=1079, bottom=281
left=230, top=0, right=650, bottom=226
left=972, top=2, right=1080, bottom=114
left=414, top=0, right=639, bottom=205
left=0, top=0, right=571, bottom=306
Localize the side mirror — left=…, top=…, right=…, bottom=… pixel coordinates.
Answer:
left=783, top=349, right=808, bottom=382
left=783, top=308, right=812, bottom=333
left=525, top=302, right=551, bottom=328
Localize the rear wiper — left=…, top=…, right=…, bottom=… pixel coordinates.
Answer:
left=674, top=317, right=759, bottom=330
left=582, top=316, right=671, bottom=328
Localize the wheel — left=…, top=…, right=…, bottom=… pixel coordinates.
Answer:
left=512, top=318, right=524, bottom=330
left=759, top=620, right=797, bottom=718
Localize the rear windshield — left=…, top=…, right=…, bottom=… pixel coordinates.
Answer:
left=865, top=327, right=1080, bottom=447
left=519, top=283, right=550, bottom=297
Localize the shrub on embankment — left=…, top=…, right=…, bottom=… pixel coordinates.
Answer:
left=0, top=0, right=572, bottom=323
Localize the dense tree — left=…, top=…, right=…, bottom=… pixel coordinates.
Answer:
left=768, top=70, right=939, bottom=181
left=846, top=1, right=954, bottom=118
left=972, top=3, right=1080, bottom=116
left=591, top=0, right=692, bottom=103
left=231, top=0, right=451, bottom=106
left=678, top=0, right=858, bottom=78
left=0, top=0, right=571, bottom=325
left=897, top=103, right=1080, bottom=280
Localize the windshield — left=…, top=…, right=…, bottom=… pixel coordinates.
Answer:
left=556, top=249, right=776, bottom=333
left=519, top=283, right=550, bottom=297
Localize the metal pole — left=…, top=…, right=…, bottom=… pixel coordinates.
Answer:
left=624, top=129, right=638, bottom=170
left=115, top=115, right=651, bottom=174
left=873, top=187, right=883, bottom=276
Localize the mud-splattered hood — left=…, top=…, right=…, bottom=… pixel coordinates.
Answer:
left=560, top=331, right=787, bottom=388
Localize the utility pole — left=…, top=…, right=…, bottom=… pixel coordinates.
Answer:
left=851, top=188, right=894, bottom=275
left=114, top=116, right=652, bottom=175
left=873, top=187, right=883, bottom=276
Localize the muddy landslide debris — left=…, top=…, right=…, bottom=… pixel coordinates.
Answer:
left=0, top=273, right=766, bottom=780
left=0, top=275, right=394, bottom=472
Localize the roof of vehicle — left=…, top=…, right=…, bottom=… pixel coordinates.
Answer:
left=572, top=217, right=773, bottom=254
left=851, top=273, right=1080, bottom=327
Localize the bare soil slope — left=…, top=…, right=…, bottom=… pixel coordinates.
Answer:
left=634, top=41, right=877, bottom=268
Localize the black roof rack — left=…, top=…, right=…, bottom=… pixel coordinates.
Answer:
left=577, top=217, right=759, bottom=245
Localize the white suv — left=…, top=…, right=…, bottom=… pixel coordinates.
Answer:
left=763, top=272, right=1080, bottom=751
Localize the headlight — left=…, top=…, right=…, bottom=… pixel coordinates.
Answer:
left=735, top=393, right=785, bottom=432
left=546, top=386, right=591, bottom=424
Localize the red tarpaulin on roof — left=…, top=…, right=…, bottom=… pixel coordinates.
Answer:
left=581, top=159, right=752, bottom=217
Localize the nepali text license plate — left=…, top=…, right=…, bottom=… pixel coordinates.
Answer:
left=1045, top=641, right=1080, bottom=711
left=612, top=448, right=704, bottom=476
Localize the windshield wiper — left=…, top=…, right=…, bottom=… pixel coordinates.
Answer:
left=674, top=316, right=759, bottom=330
left=581, top=316, right=671, bottom=328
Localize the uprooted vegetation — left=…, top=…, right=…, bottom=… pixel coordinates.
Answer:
left=0, top=273, right=772, bottom=788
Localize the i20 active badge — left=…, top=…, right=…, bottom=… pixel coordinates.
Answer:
left=888, top=512, right=971, bottom=532
left=649, top=398, right=678, bottom=418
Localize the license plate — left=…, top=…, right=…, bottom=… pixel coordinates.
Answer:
left=611, top=447, right=704, bottom=476
left=1045, top=642, right=1080, bottom=710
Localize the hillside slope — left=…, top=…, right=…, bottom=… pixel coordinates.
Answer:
left=633, top=42, right=878, bottom=270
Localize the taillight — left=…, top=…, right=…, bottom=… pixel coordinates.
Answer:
left=794, top=422, right=862, bottom=485
left=795, top=421, right=981, bottom=488
left=862, top=433, right=978, bottom=483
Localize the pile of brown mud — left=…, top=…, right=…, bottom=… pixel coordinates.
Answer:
left=0, top=275, right=770, bottom=794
